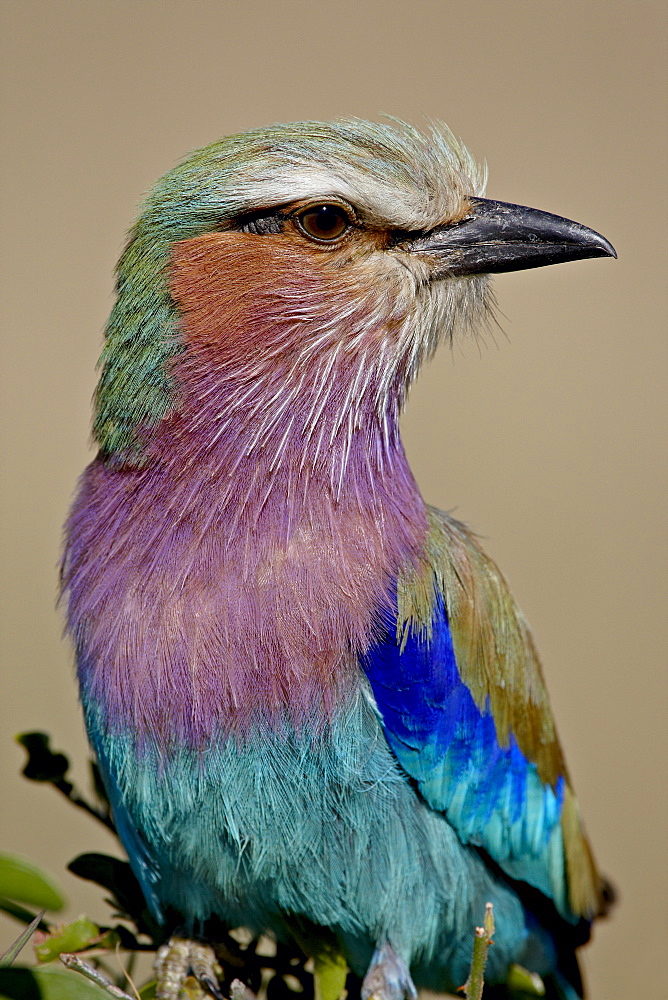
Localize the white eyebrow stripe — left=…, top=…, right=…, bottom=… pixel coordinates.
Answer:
left=223, top=167, right=466, bottom=232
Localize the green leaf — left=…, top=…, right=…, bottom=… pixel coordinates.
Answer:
left=0, top=912, right=45, bottom=968
left=0, top=964, right=110, bottom=999
left=15, top=735, right=70, bottom=785
left=313, top=951, right=348, bottom=1000
left=507, top=964, right=546, bottom=995
left=0, top=857, right=64, bottom=914
left=33, top=917, right=105, bottom=964
left=67, top=855, right=159, bottom=940
left=0, top=900, right=46, bottom=930
left=66, top=856, right=142, bottom=919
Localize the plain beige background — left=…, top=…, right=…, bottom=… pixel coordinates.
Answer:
left=1, top=2, right=666, bottom=997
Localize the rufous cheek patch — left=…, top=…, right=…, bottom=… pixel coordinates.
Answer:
left=169, top=231, right=355, bottom=353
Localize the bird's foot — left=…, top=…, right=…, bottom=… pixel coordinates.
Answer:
left=154, top=936, right=225, bottom=1000
left=361, top=942, right=417, bottom=1000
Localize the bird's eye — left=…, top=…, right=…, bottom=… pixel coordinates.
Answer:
left=295, top=204, right=351, bottom=243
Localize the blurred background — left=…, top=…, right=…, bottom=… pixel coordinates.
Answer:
left=1, top=2, right=666, bottom=996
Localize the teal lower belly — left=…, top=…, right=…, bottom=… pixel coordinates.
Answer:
left=86, top=690, right=550, bottom=990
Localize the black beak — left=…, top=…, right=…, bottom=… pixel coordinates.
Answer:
left=399, top=197, right=616, bottom=277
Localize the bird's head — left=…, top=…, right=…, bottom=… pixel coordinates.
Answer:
left=94, top=119, right=614, bottom=477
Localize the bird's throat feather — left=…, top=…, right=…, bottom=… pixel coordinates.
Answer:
left=64, top=232, right=431, bottom=745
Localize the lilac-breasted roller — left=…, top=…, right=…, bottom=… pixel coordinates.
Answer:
left=62, top=120, right=615, bottom=1000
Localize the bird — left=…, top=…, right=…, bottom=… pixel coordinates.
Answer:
left=62, top=118, right=615, bottom=1000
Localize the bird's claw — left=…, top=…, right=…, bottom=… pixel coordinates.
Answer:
left=361, top=941, right=417, bottom=1000
left=154, top=936, right=225, bottom=1000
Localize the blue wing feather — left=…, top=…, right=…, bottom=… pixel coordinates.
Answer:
left=363, top=591, right=570, bottom=915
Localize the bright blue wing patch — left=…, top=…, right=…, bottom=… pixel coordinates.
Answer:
left=363, top=593, right=569, bottom=913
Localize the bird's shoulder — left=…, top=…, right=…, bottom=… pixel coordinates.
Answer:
left=401, top=506, right=563, bottom=783
left=363, top=505, right=602, bottom=921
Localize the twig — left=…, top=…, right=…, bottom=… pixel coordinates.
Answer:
left=115, top=940, right=142, bottom=1000
left=51, top=777, right=117, bottom=831
left=59, top=953, right=137, bottom=999
left=230, top=979, right=258, bottom=1000
left=461, top=902, right=494, bottom=1000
